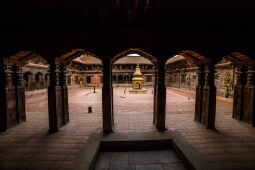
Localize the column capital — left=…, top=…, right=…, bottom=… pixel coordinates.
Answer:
left=49, top=61, right=60, bottom=87
left=59, top=64, right=68, bottom=86
left=235, top=65, right=247, bottom=86
left=102, top=59, right=112, bottom=87
left=1, top=63, right=14, bottom=87
left=196, top=65, right=205, bottom=87
left=15, top=65, right=24, bottom=87
left=246, top=65, right=255, bottom=85
left=204, top=63, right=216, bottom=87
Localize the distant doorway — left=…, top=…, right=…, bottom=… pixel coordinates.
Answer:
left=86, top=76, right=91, bottom=83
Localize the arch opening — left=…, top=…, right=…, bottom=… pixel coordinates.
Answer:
left=111, top=48, right=156, bottom=132
left=60, top=49, right=103, bottom=124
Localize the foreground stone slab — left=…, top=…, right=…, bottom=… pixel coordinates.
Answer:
left=71, top=131, right=215, bottom=170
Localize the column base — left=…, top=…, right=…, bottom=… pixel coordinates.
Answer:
left=103, top=125, right=116, bottom=133
left=48, top=86, right=63, bottom=132
left=233, top=85, right=243, bottom=120
left=154, top=86, right=166, bottom=131
left=194, top=86, right=203, bottom=122
left=0, top=86, right=17, bottom=131
left=242, top=85, right=255, bottom=125
left=16, top=86, right=26, bottom=123
left=102, top=85, right=114, bottom=133
left=201, top=86, right=216, bottom=129
left=61, top=85, right=69, bottom=124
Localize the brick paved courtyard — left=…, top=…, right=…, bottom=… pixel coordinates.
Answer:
left=1, top=86, right=255, bottom=169
left=25, top=86, right=196, bottom=114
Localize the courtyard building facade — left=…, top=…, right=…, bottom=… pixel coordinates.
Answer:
left=1, top=1, right=255, bottom=169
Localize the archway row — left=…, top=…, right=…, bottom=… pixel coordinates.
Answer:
left=1, top=49, right=253, bottom=132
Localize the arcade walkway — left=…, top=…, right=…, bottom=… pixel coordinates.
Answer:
left=1, top=87, right=255, bottom=170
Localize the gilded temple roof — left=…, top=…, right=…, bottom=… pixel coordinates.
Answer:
left=133, top=64, right=143, bottom=77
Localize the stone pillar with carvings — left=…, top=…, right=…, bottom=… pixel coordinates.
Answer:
left=48, top=59, right=63, bottom=132
left=102, top=58, right=114, bottom=133
left=233, top=65, right=246, bottom=120
left=194, top=65, right=204, bottom=122
left=0, top=60, right=17, bottom=131
left=59, top=63, right=70, bottom=125
left=242, top=64, right=255, bottom=125
left=201, top=62, right=216, bottom=129
left=154, top=60, right=166, bottom=131
left=14, top=65, right=26, bottom=123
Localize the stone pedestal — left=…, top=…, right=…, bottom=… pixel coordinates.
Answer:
left=102, top=59, right=114, bottom=133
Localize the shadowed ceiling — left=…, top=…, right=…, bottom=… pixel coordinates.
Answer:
left=1, top=0, right=255, bottom=58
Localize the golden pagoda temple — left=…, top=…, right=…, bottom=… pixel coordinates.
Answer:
left=129, top=64, right=147, bottom=93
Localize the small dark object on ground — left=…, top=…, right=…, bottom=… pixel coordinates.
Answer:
left=88, top=107, right=92, bottom=113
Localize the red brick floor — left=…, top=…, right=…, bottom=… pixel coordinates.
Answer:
left=0, top=87, right=255, bottom=170
left=25, top=86, right=195, bottom=113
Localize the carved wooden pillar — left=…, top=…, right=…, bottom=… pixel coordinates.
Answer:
left=48, top=59, right=63, bottom=132
left=242, top=64, right=255, bottom=125
left=154, top=60, right=166, bottom=131
left=153, top=65, right=158, bottom=124
left=201, top=63, right=216, bottom=129
left=59, top=64, right=69, bottom=125
left=233, top=65, right=246, bottom=120
left=102, top=59, right=114, bottom=133
left=14, top=65, right=26, bottom=123
left=194, top=65, right=204, bottom=122
left=0, top=60, right=17, bottom=131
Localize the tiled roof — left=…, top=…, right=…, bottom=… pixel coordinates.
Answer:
left=166, top=55, right=185, bottom=64
left=74, top=55, right=102, bottom=64
left=114, top=56, right=152, bottom=64
left=74, top=55, right=153, bottom=65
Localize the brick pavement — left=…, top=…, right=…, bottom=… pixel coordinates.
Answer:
left=26, top=86, right=195, bottom=113
left=1, top=87, right=255, bottom=169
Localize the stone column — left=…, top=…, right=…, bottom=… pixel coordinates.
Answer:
left=154, top=60, right=166, bottom=131
left=194, top=65, right=204, bottom=122
left=233, top=65, right=246, bottom=120
left=242, top=64, right=255, bottom=125
left=0, top=61, right=17, bottom=131
left=59, top=64, right=70, bottom=125
left=14, top=65, right=26, bottom=123
left=48, top=59, right=63, bottom=132
left=102, top=59, right=114, bottom=133
left=201, top=63, right=216, bottom=129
